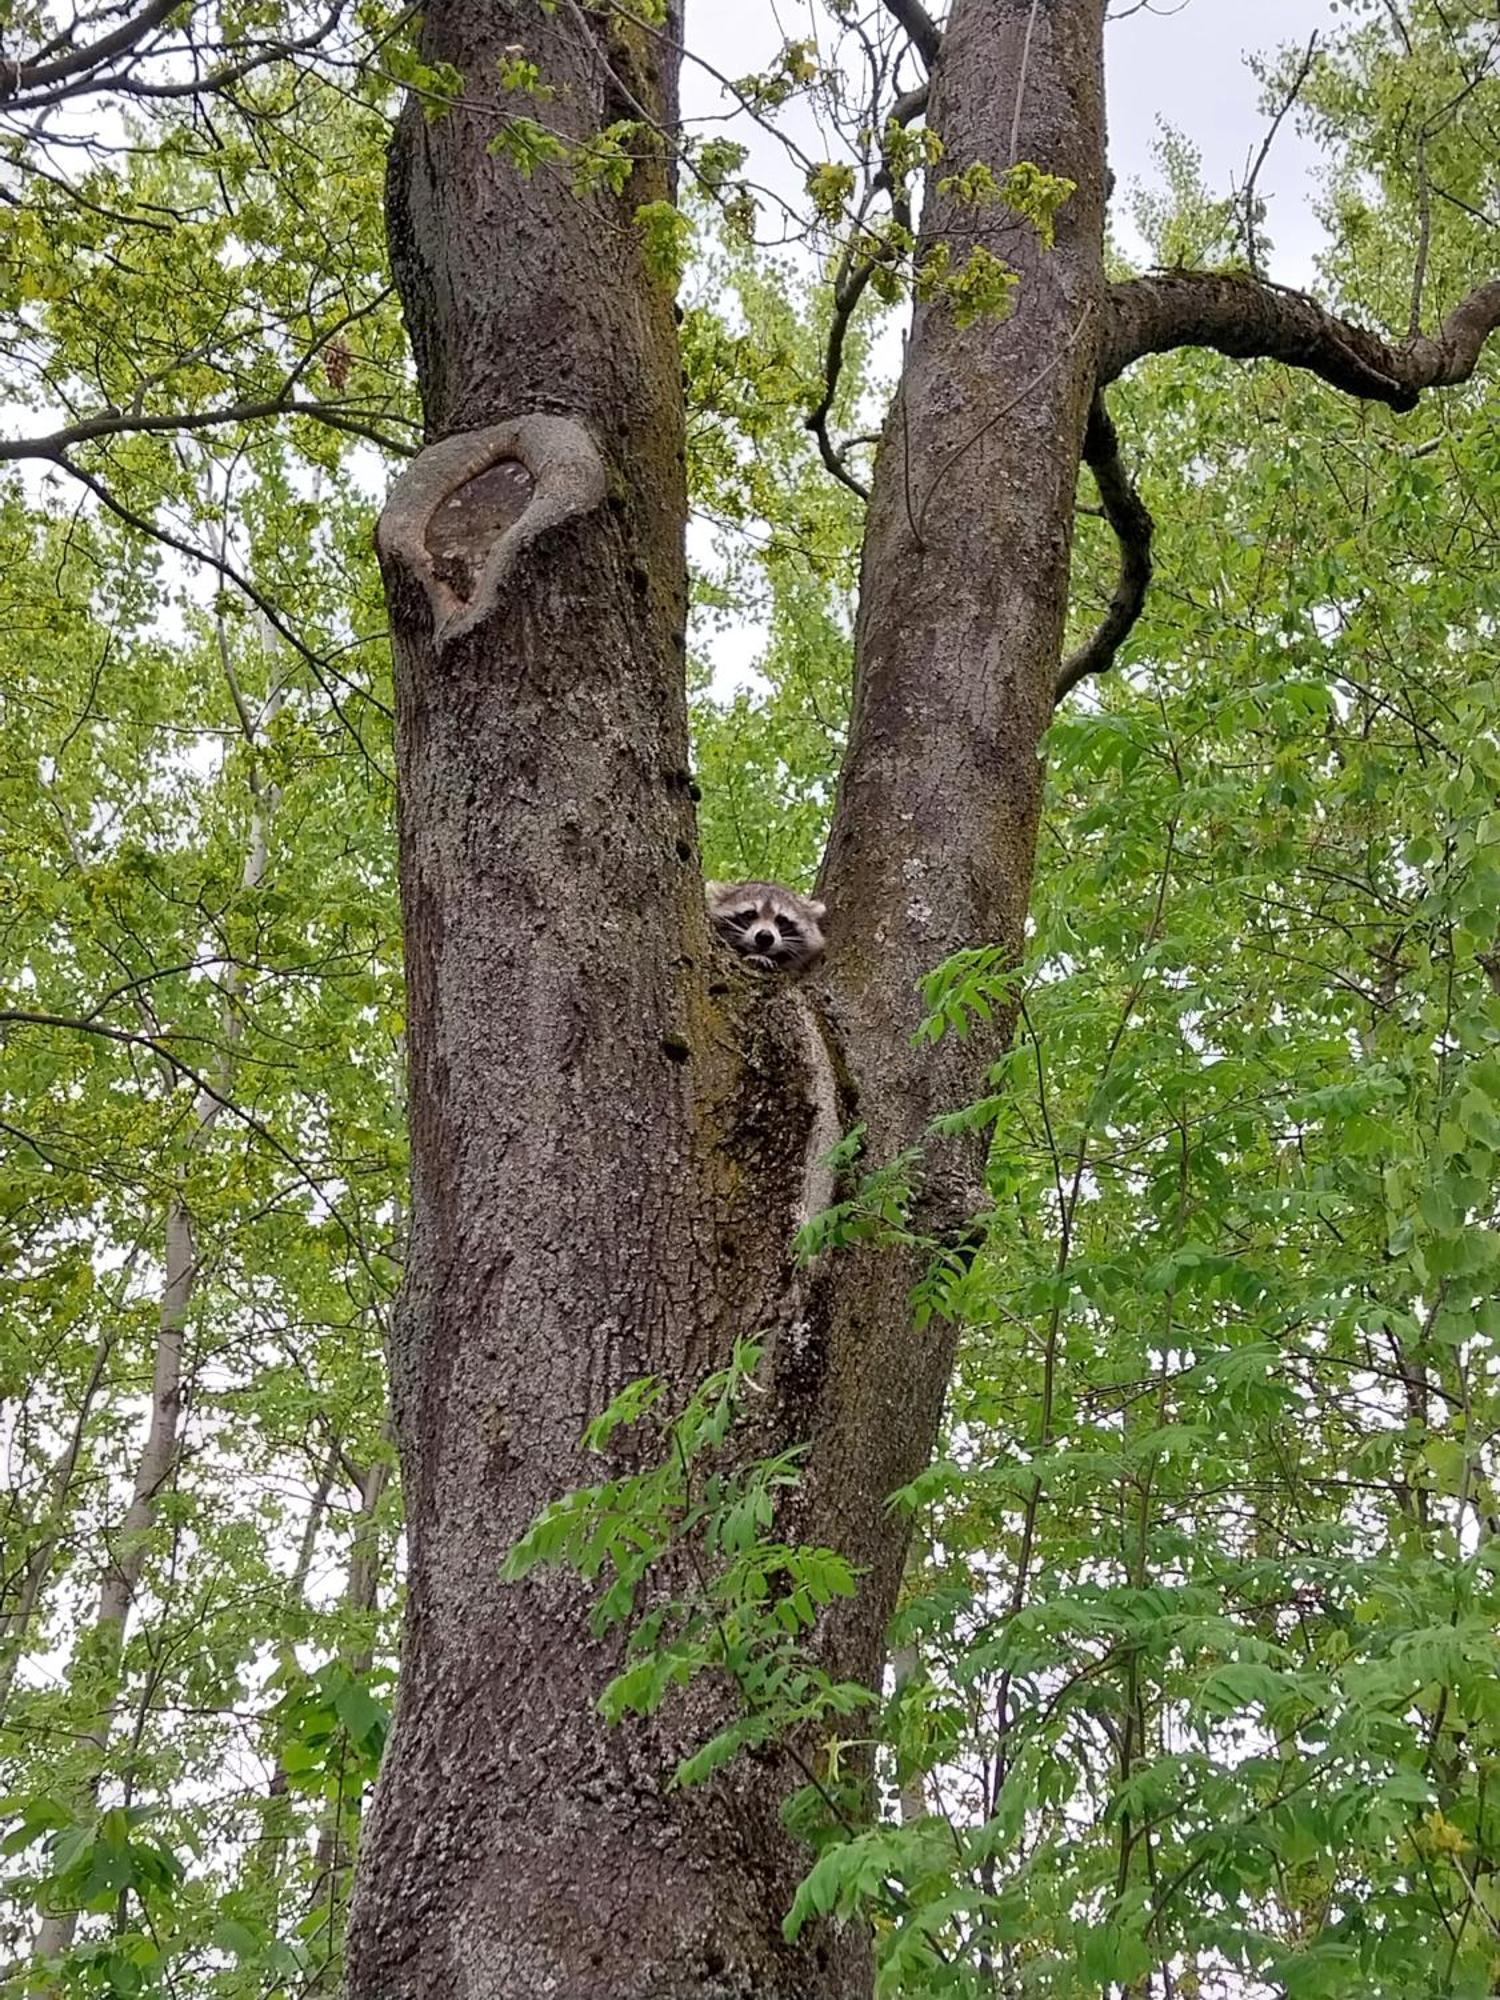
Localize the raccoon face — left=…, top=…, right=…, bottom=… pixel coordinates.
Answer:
left=706, top=880, right=827, bottom=975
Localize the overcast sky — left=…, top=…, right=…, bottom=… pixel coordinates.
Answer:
left=1105, top=0, right=1337, bottom=277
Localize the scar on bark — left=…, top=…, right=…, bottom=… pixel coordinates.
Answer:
left=376, top=416, right=607, bottom=648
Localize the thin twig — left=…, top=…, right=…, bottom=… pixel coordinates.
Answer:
left=1238, top=32, right=1320, bottom=281
left=1409, top=127, right=1432, bottom=337
left=56, top=456, right=395, bottom=775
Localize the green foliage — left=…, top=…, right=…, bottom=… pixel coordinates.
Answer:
left=486, top=115, right=568, bottom=178
left=733, top=37, right=822, bottom=113
left=648, top=12, right=1500, bottom=1996
left=1, top=1, right=1498, bottom=1995
left=0, top=11, right=408, bottom=1989
left=938, top=160, right=1076, bottom=254
left=633, top=198, right=695, bottom=286
left=913, top=242, right=1021, bottom=332
left=502, top=1343, right=867, bottom=1792
left=684, top=224, right=865, bottom=886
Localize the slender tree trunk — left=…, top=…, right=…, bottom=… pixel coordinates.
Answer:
left=0, top=1327, right=115, bottom=1721
left=249, top=1441, right=342, bottom=1906
left=32, top=695, right=281, bottom=1967
left=306, top=1439, right=393, bottom=1990
left=349, top=3, right=1107, bottom=1995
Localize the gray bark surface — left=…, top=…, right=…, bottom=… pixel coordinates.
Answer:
left=349, top=4, right=855, bottom=1993
left=799, top=0, right=1109, bottom=1701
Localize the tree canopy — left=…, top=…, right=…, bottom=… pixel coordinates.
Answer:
left=2, top=3, right=1499, bottom=1996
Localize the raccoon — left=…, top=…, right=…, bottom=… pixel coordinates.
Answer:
left=706, top=880, right=827, bottom=975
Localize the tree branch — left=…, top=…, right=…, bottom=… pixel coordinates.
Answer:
left=0, top=0, right=181, bottom=97
left=805, top=82, right=929, bottom=501
left=1055, top=395, right=1153, bottom=704
left=0, top=392, right=416, bottom=464
left=1101, top=270, right=1500, bottom=410
left=57, top=456, right=395, bottom=782
left=1, top=3, right=349, bottom=115
left=882, top=0, right=942, bottom=70
left=807, top=256, right=878, bottom=500
left=0, top=1008, right=388, bottom=1307
left=1236, top=31, right=1319, bottom=281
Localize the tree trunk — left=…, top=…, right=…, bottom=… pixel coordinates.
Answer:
left=793, top=0, right=1108, bottom=1697
left=306, top=1439, right=394, bottom=1989
left=346, top=2, right=1107, bottom=1995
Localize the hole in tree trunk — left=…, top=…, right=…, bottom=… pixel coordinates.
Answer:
left=423, top=458, right=536, bottom=601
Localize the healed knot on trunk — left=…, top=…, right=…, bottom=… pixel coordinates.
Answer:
left=375, top=415, right=607, bottom=648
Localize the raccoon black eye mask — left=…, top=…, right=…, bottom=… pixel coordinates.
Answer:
left=705, top=880, right=827, bottom=974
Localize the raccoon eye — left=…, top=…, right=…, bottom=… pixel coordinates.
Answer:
left=774, top=916, right=801, bottom=940
left=729, top=909, right=758, bottom=930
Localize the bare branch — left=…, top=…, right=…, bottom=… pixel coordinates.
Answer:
left=0, top=0, right=180, bottom=97
left=1237, top=31, right=1320, bottom=280
left=882, top=0, right=942, bottom=70
left=1101, top=270, right=1500, bottom=409
left=1055, top=395, right=1153, bottom=704
left=1008, top=0, right=1042, bottom=165
left=0, top=391, right=416, bottom=464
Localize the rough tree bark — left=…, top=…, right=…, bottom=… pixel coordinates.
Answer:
left=346, top=2, right=1500, bottom=1995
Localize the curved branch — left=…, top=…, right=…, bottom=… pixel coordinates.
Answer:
left=807, top=268, right=876, bottom=500
left=1055, top=395, right=1153, bottom=705
left=882, top=0, right=942, bottom=70
left=1101, top=270, right=1500, bottom=410
left=806, top=84, right=929, bottom=501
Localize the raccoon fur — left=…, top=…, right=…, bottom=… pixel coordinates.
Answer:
left=706, top=880, right=827, bottom=975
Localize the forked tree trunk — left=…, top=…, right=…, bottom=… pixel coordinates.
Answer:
left=349, top=0, right=1500, bottom=1984
left=344, top=1, right=1104, bottom=1993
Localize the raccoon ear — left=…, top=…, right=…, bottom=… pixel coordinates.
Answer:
left=805, top=898, right=827, bottom=921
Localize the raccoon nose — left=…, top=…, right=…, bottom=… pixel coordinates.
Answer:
left=753, top=928, right=777, bottom=952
